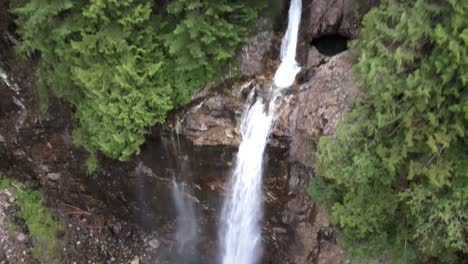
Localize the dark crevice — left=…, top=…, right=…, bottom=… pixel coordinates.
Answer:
left=311, top=35, right=349, bottom=57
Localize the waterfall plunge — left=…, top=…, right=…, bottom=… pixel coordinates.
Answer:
left=274, top=0, right=302, bottom=89
left=220, top=96, right=274, bottom=264
left=220, top=1, right=302, bottom=263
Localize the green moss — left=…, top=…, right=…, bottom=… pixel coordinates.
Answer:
left=0, top=178, right=63, bottom=264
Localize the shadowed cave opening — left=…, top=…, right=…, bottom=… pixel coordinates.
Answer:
left=311, top=35, right=349, bottom=57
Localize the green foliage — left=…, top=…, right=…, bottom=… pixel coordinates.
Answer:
left=0, top=178, right=64, bottom=264
left=162, top=0, right=261, bottom=104
left=12, top=0, right=261, bottom=166
left=313, top=0, right=467, bottom=262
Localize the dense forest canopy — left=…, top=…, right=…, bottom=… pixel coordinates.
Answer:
left=12, top=0, right=263, bottom=170
left=312, top=0, right=467, bottom=262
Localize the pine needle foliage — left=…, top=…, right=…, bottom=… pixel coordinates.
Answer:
left=162, top=0, right=262, bottom=104
left=12, top=0, right=261, bottom=168
left=312, top=0, right=467, bottom=262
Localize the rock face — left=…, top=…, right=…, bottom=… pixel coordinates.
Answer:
left=153, top=52, right=359, bottom=264
left=297, top=0, right=365, bottom=66
left=279, top=52, right=359, bottom=164
left=301, top=0, right=360, bottom=42
left=174, top=50, right=358, bottom=263
left=239, top=18, right=276, bottom=76
left=279, top=52, right=358, bottom=263
left=177, top=51, right=358, bottom=149
left=175, top=82, right=245, bottom=146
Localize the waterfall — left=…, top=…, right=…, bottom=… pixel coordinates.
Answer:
left=219, top=1, right=302, bottom=263
left=219, top=94, right=274, bottom=264
left=172, top=179, right=198, bottom=255
left=274, top=0, right=302, bottom=89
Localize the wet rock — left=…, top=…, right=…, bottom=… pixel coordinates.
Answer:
left=239, top=18, right=275, bottom=76
left=148, top=239, right=160, bottom=250
left=174, top=82, right=249, bottom=146
left=272, top=227, right=287, bottom=234
left=47, top=172, right=61, bottom=181
left=176, top=52, right=357, bottom=155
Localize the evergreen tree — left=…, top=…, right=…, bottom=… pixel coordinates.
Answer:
left=312, top=0, right=467, bottom=262
left=12, top=0, right=261, bottom=170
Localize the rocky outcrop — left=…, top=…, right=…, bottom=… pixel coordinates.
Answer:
left=169, top=49, right=359, bottom=263
left=279, top=52, right=358, bottom=263
left=278, top=52, right=359, bottom=164
left=239, top=18, right=277, bottom=76
left=172, top=80, right=248, bottom=146
left=166, top=5, right=362, bottom=259
left=297, top=0, right=364, bottom=65
left=301, top=0, right=360, bottom=42
left=176, top=51, right=358, bottom=145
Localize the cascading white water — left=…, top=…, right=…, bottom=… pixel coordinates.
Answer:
left=274, top=0, right=302, bottom=89
left=220, top=94, right=274, bottom=264
left=220, top=1, right=302, bottom=263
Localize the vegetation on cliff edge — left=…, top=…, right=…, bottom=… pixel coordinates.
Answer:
left=311, top=0, right=467, bottom=262
left=0, top=178, right=63, bottom=264
left=12, top=0, right=262, bottom=170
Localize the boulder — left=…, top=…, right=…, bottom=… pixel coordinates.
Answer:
left=173, top=81, right=255, bottom=146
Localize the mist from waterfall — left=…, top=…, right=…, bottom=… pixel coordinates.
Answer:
left=219, top=1, right=302, bottom=263
left=172, top=179, right=198, bottom=254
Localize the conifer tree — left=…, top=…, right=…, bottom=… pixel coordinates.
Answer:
left=312, top=0, right=467, bottom=262
left=12, top=0, right=261, bottom=169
